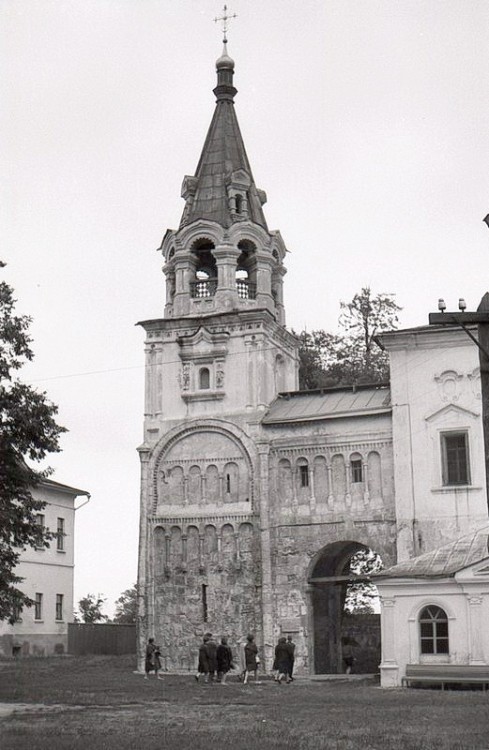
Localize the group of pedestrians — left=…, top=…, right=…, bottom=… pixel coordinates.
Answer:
left=194, top=632, right=295, bottom=685
left=195, top=633, right=235, bottom=684
left=272, top=635, right=295, bottom=684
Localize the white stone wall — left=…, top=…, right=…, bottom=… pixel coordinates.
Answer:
left=377, top=564, right=489, bottom=687
left=0, top=484, right=77, bottom=657
left=381, top=327, right=488, bottom=561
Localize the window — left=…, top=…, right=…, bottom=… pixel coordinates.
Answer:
left=351, top=459, right=363, bottom=483
left=55, top=594, right=64, bottom=621
left=57, top=518, right=65, bottom=551
left=419, top=605, right=449, bottom=654
left=34, top=593, right=43, bottom=621
left=299, top=464, right=309, bottom=488
left=202, top=584, right=208, bottom=623
left=199, top=367, right=210, bottom=390
left=441, top=432, right=470, bottom=485
left=35, top=514, right=45, bottom=550
left=226, top=474, right=231, bottom=493
left=36, top=513, right=45, bottom=529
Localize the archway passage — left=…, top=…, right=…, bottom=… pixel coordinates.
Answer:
left=308, top=541, right=382, bottom=674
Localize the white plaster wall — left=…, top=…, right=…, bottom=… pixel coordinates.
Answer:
left=377, top=576, right=489, bottom=687
left=0, top=485, right=76, bottom=656
left=383, top=328, right=488, bottom=560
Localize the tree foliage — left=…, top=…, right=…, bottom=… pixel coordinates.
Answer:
left=113, top=584, right=137, bottom=624
left=344, top=548, right=383, bottom=614
left=76, top=594, right=107, bottom=623
left=297, top=287, right=401, bottom=389
left=0, top=263, right=66, bottom=622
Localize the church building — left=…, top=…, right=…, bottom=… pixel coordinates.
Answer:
left=136, top=43, right=487, bottom=676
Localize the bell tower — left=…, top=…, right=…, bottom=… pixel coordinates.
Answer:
left=161, top=43, right=287, bottom=327
left=137, top=37, right=298, bottom=671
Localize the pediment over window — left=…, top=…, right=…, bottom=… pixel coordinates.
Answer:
left=177, top=327, right=229, bottom=362
left=424, top=403, right=480, bottom=424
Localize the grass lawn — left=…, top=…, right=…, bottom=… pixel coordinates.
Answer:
left=0, top=656, right=488, bottom=749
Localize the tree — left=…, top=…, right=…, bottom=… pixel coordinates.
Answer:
left=344, top=548, right=383, bottom=614
left=76, top=594, right=107, bottom=623
left=113, top=584, right=137, bottom=624
left=0, top=263, right=66, bottom=622
left=297, top=287, right=401, bottom=389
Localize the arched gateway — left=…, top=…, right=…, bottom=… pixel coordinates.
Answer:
left=308, top=541, right=383, bottom=674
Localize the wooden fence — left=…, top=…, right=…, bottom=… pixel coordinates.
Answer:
left=68, top=623, right=136, bottom=656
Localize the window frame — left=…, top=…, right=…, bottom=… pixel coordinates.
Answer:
left=57, top=517, right=65, bottom=552
left=34, top=593, right=43, bottom=621
left=299, top=464, right=309, bottom=488
left=199, top=367, right=211, bottom=390
left=55, top=594, right=64, bottom=621
left=441, top=431, right=470, bottom=486
left=351, top=459, right=363, bottom=484
left=419, top=605, right=449, bottom=655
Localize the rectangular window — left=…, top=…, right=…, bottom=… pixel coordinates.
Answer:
left=441, top=432, right=470, bottom=486
left=34, top=593, right=43, bottom=621
left=57, top=518, right=65, bottom=551
left=55, top=594, right=64, bottom=621
left=351, top=459, right=363, bottom=483
left=226, top=474, right=231, bottom=493
left=299, top=465, right=309, bottom=488
left=202, top=584, right=208, bottom=623
left=35, top=514, right=45, bottom=550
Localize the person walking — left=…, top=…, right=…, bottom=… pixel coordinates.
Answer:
left=243, top=633, right=260, bottom=684
left=274, top=637, right=291, bottom=684
left=205, top=633, right=218, bottom=683
left=286, top=635, right=296, bottom=681
left=217, top=636, right=234, bottom=684
left=195, top=633, right=211, bottom=682
left=145, top=638, right=162, bottom=680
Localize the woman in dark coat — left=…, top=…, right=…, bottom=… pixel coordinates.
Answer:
left=274, top=637, right=291, bottom=684
left=145, top=638, right=162, bottom=680
left=243, top=633, right=259, bottom=684
left=195, top=633, right=210, bottom=682
left=217, top=636, right=233, bottom=684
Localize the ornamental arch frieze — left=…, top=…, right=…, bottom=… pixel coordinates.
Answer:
left=149, top=419, right=257, bottom=515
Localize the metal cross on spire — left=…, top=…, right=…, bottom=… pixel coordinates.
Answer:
left=214, top=4, right=237, bottom=43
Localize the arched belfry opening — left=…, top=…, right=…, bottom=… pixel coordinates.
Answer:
left=235, top=240, right=256, bottom=299
left=308, top=541, right=382, bottom=674
left=191, top=239, right=217, bottom=298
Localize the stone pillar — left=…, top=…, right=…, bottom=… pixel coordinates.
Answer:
left=327, top=463, right=334, bottom=507
left=136, top=447, right=151, bottom=672
left=363, top=460, right=369, bottom=504
left=467, top=595, right=485, bottom=664
left=257, top=442, right=274, bottom=670
left=304, top=584, right=315, bottom=675
left=345, top=461, right=352, bottom=507
left=379, top=596, right=400, bottom=687
left=310, top=460, right=316, bottom=510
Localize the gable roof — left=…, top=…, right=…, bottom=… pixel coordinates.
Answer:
left=374, top=525, right=489, bottom=580
left=262, top=384, right=391, bottom=425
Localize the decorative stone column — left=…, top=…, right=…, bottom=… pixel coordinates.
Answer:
left=136, top=446, right=151, bottom=672
left=257, top=442, right=274, bottom=670
left=467, top=595, right=485, bottom=664
left=304, top=584, right=316, bottom=674
left=363, top=460, right=369, bottom=504
left=379, top=596, right=400, bottom=687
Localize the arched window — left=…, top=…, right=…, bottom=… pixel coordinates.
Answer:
left=235, top=194, right=243, bottom=214
left=419, top=605, right=449, bottom=654
left=191, top=240, right=217, bottom=298
left=199, top=367, right=210, bottom=390
left=236, top=241, right=256, bottom=299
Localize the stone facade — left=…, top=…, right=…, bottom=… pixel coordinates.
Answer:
left=136, top=45, right=487, bottom=675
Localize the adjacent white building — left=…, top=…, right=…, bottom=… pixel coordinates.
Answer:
left=0, top=478, right=90, bottom=657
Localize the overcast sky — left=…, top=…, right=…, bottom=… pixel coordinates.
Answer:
left=2, top=0, right=488, bottom=616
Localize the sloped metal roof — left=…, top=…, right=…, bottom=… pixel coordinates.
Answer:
left=374, top=526, right=489, bottom=580
left=180, top=100, right=267, bottom=230
left=262, top=385, right=391, bottom=425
